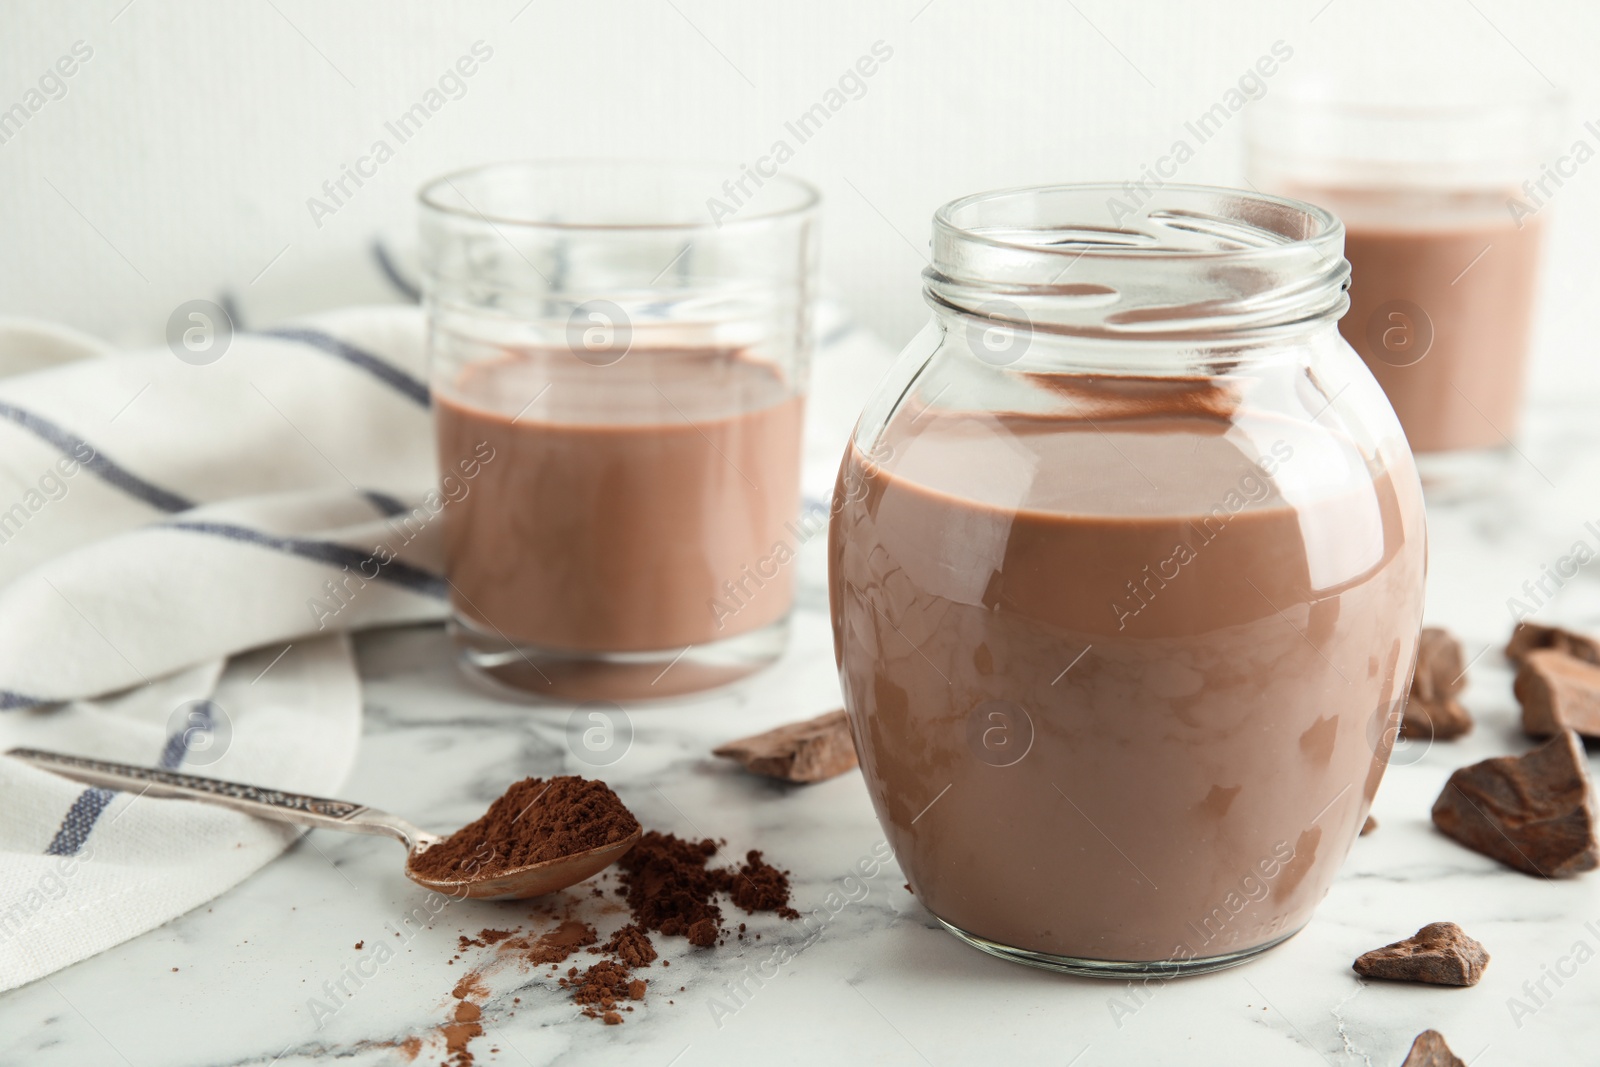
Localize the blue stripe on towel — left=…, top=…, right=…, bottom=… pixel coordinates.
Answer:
left=362, top=490, right=410, bottom=518
left=0, top=690, right=46, bottom=711
left=44, top=788, right=117, bottom=855
left=164, top=520, right=448, bottom=598
left=157, top=701, right=214, bottom=770
left=258, top=327, right=430, bottom=407
left=371, top=240, right=421, bottom=303
left=43, top=702, right=219, bottom=855
left=0, top=401, right=196, bottom=514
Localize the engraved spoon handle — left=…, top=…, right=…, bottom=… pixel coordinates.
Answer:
left=6, top=747, right=438, bottom=850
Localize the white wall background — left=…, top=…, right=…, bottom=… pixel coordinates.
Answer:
left=2, top=0, right=1595, bottom=399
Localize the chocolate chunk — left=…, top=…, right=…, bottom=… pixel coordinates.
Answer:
left=1431, top=730, right=1598, bottom=877
left=1361, top=815, right=1378, bottom=836
left=1400, top=1030, right=1465, bottom=1067
left=1506, top=622, right=1600, bottom=667
left=713, top=709, right=858, bottom=783
left=1353, top=922, right=1488, bottom=986
left=1414, top=628, right=1467, bottom=698
left=1401, top=628, right=1472, bottom=740
left=1516, top=648, right=1600, bottom=738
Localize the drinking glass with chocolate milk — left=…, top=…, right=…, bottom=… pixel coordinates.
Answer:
left=420, top=162, right=818, bottom=701
left=1249, top=88, right=1565, bottom=498
left=829, top=184, right=1427, bottom=976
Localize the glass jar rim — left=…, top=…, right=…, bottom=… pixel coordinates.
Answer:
left=932, top=181, right=1344, bottom=263
left=418, top=159, right=821, bottom=232
left=926, top=183, right=1349, bottom=341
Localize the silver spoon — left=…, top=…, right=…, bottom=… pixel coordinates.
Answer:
left=7, top=747, right=640, bottom=900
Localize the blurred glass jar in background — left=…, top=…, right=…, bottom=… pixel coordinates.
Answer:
left=829, top=184, right=1426, bottom=976
left=1248, top=89, right=1565, bottom=498
left=420, top=161, right=819, bottom=702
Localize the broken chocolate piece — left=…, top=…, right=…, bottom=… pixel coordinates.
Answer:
left=1361, top=815, right=1378, bottom=836
left=1353, top=922, right=1488, bottom=986
left=1516, top=648, right=1600, bottom=739
left=1414, top=628, right=1467, bottom=699
left=1506, top=621, right=1600, bottom=667
left=1400, top=1030, right=1465, bottom=1067
left=1431, top=730, right=1598, bottom=877
left=1401, top=627, right=1472, bottom=740
left=713, top=709, right=858, bottom=783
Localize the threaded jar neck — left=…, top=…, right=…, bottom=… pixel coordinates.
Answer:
left=924, top=183, right=1349, bottom=345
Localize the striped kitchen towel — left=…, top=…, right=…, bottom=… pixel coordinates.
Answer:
left=0, top=303, right=449, bottom=992
left=0, top=240, right=896, bottom=992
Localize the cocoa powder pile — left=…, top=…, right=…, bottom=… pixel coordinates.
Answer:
left=545, top=836, right=799, bottom=1024
left=617, top=832, right=799, bottom=946
left=445, top=827, right=799, bottom=1040
left=732, top=850, right=801, bottom=919
left=617, top=832, right=729, bottom=941
left=416, top=777, right=799, bottom=1052
left=562, top=959, right=646, bottom=1024
left=411, top=776, right=640, bottom=880
left=603, top=923, right=658, bottom=967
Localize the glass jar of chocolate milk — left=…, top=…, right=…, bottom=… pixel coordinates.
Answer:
left=829, top=184, right=1427, bottom=977
left=420, top=162, right=818, bottom=701
left=1248, top=91, right=1564, bottom=497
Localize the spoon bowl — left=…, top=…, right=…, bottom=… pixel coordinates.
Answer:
left=406, top=828, right=643, bottom=900
left=7, top=747, right=638, bottom=901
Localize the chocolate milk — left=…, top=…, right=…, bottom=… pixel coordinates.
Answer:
left=1304, top=187, right=1544, bottom=454
left=829, top=388, right=1425, bottom=964
left=435, top=348, right=803, bottom=655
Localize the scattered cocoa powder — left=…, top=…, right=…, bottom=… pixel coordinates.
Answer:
left=442, top=972, right=488, bottom=1067
left=441, top=830, right=801, bottom=1028
left=571, top=960, right=640, bottom=1016
left=604, top=924, right=658, bottom=967
left=617, top=832, right=798, bottom=947
left=410, top=777, right=640, bottom=882
left=618, top=832, right=728, bottom=937
left=450, top=971, right=487, bottom=1002
left=686, top=918, right=718, bottom=947
left=457, top=929, right=516, bottom=951
left=730, top=850, right=801, bottom=919
left=417, top=815, right=795, bottom=1036
left=522, top=919, right=598, bottom=964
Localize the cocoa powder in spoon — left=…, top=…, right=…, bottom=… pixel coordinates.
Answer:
left=411, top=776, right=640, bottom=880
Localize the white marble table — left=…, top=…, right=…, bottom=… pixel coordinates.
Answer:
left=3, top=386, right=1599, bottom=1067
